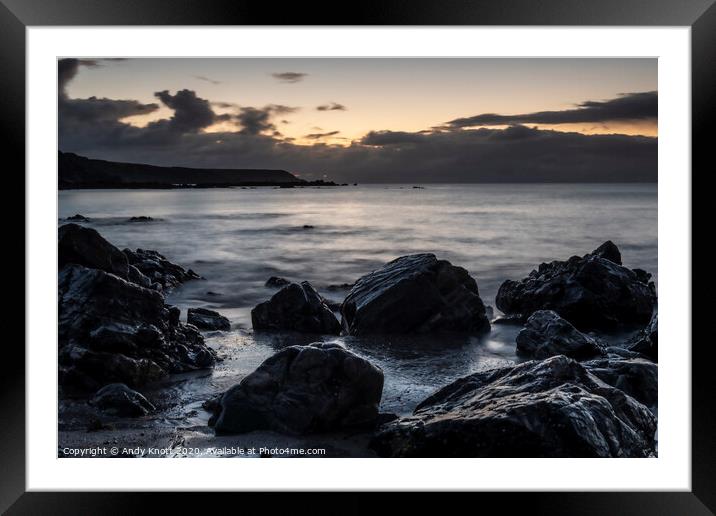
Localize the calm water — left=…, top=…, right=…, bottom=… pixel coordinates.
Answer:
left=59, top=183, right=657, bottom=415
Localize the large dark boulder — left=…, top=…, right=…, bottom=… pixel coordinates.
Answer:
left=516, top=310, right=604, bottom=360
left=495, top=242, right=656, bottom=331
left=188, top=307, right=231, bottom=331
left=251, top=282, right=341, bottom=335
left=123, top=248, right=200, bottom=291
left=341, top=254, right=490, bottom=335
left=584, top=357, right=657, bottom=407
left=58, top=264, right=217, bottom=392
left=628, top=310, right=658, bottom=362
left=213, top=342, right=384, bottom=435
left=371, top=355, right=656, bottom=458
left=59, top=223, right=129, bottom=279
left=89, top=383, right=156, bottom=417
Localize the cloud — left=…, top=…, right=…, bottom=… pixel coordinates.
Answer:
left=447, top=91, right=657, bottom=128
left=304, top=131, right=340, bottom=140
left=271, top=72, right=308, bottom=83
left=153, top=89, right=225, bottom=133
left=234, top=105, right=300, bottom=135
left=193, top=75, right=221, bottom=85
left=316, top=102, right=347, bottom=111
left=57, top=61, right=656, bottom=183
left=361, top=130, right=427, bottom=146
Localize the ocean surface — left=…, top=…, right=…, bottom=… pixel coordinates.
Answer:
left=59, top=183, right=658, bottom=417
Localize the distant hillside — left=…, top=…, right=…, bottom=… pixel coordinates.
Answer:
left=58, top=152, right=309, bottom=189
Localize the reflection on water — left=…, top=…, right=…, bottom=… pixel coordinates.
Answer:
left=59, top=183, right=657, bottom=415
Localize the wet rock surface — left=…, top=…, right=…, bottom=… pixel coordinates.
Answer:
left=496, top=242, right=656, bottom=331
left=213, top=342, right=384, bottom=435
left=58, top=224, right=217, bottom=394
left=516, top=310, right=604, bottom=360
left=123, top=248, right=200, bottom=291
left=90, top=383, right=156, bottom=417
left=584, top=357, right=657, bottom=407
left=59, top=223, right=130, bottom=279
left=265, top=276, right=291, bottom=288
left=371, top=355, right=656, bottom=458
left=251, top=281, right=341, bottom=335
left=628, top=310, right=658, bottom=362
left=59, top=264, right=217, bottom=391
left=341, top=253, right=490, bottom=336
left=188, top=307, right=231, bottom=331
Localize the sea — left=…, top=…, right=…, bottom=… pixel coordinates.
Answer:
left=58, top=183, right=657, bottom=418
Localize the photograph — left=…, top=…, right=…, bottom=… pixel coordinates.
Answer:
left=56, top=57, right=659, bottom=459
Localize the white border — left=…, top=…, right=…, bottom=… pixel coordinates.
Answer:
left=27, top=27, right=691, bottom=491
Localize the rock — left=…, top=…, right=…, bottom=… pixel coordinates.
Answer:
left=213, top=342, right=384, bottom=435
left=628, top=310, right=658, bottom=361
left=484, top=305, right=494, bottom=320
left=66, top=213, right=90, bottom=222
left=265, top=276, right=291, bottom=288
left=123, top=248, right=200, bottom=290
left=371, top=355, right=656, bottom=458
left=58, top=264, right=217, bottom=391
left=302, top=225, right=315, bottom=229
left=592, top=240, right=622, bottom=264
left=187, top=307, right=231, bottom=331
left=495, top=242, right=656, bottom=331
left=324, top=298, right=342, bottom=312
left=251, top=281, right=341, bottom=335
left=341, top=254, right=490, bottom=335
left=127, top=264, right=153, bottom=288
left=584, top=357, right=657, bottom=407
left=59, top=223, right=129, bottom=279
left=516, top=310, right=605, bottom=360
left=128, top=216, right=154, bottom=222
left=89, top=383, right=156, bottom=417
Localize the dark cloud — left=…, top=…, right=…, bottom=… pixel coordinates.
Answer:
left=304, top=131, right=340, bottom=140
left=271, top=72, right=308, bottom=83
left=235, top=106, right=276, bottom=135
left=153, top=89, right=223, bottom=133
left=447, top=91, right=657, bottom=128
left=193, top=75, right=221, bottom=85
left=316, top=102, right=347, bottom=111
left=58, top=58, right=100, bottom=96
left=233, top=105, right=299, bottom=135
left=361, top=130, right=427, bottom=146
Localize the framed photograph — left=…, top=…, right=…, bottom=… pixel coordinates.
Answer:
left=5, top=0, right=712, bottom=512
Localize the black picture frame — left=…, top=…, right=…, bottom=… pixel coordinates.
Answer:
left=3, top=0, right=712, bottom=513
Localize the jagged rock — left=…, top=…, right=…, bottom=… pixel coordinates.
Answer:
left=66, top=214, right=90, bottom=222
left=592, top=240, right=622, bottom=264
left=213, top=342, right=384, bottom=435
left=516, top=310, right=605, bottom=360
left=584, top=357, right=657, bottom=407
left=188, top=307, right=231, bottom=331
left=59, top=223, right=129, bottom=279
left=128, top=216, right=154, bottom=222
left=123, top=248, right=200, bottom=290
left=58, top=264, right=217, bottom=392
left=90, top=383, right=156, bottom=417
left=371, top=355, right=656, bottom=458
left=341, top=254, right=490, bottom=335
left=495, top=242, right=656, bottom=331
left=265, top=276, right=291, bottom=288
left=251, top=281, right=341, bottom=335
left=628, top=310, right=658, bottom=361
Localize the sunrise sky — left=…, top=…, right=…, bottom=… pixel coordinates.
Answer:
left=59, top=58, right=657, bottom=182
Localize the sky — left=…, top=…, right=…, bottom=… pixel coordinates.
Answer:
left=59, top=58, right=657, bottom=182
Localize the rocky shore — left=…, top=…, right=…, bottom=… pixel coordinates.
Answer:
left=58, top=229, right=658, bottom=458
